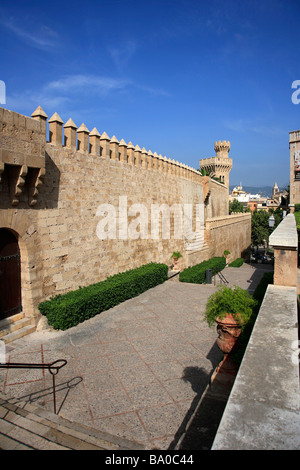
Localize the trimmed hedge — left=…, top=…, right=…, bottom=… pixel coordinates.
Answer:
left=179, top=257, right=226, bottom=284
left=228, top=258, right=244, bottom=268
left=39, top=263, right=168, bottom=330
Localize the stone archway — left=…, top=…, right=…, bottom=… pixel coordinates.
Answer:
left=0, top=228, right=22, bottom=320
left=0, top=210, right=44, bottom=326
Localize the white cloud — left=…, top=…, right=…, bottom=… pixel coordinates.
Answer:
left=1, top=16, right=58, bottom=49
left=47, top=75, right=130, bottom=96
left=46, top=74, right=170, bottom=98
left=5, top=72, right=169, bottom=117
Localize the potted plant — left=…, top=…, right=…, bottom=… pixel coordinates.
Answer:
left=204, top=286, right=257, bottom=370
left=223, top=250, right=230, bottom=266
left=171, top=251, right=182, bottom=271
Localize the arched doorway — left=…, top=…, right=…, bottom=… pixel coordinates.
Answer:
left=0, top=228, right=22, bottom=320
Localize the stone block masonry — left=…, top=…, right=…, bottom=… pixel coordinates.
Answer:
left=289, top=129, right=300, bottom=208
left=0, top=106, right=251, bottom=326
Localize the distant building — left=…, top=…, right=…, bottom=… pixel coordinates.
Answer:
left=229, top=184, right=280, bottom=212
left=248, top=201, right=258, bottom=212
left=231, top=185, right=246, bottom=196
left=272, top=182, right=280, bottom=200
left=272, top=182, right=288, bottom=207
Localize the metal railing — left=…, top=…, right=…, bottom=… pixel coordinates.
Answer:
left=212, top=268, right=229, bottom=286
left=0, top=359, right=67, bottom=414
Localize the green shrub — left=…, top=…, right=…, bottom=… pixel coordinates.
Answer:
left=294, top=203, right=300, bottom=212
left=179, top=257, right=226, bottom=284
left=228, top=258, right=244, bottom=268
left=39, top=263, right=168, bottom=330
left=204, top=285, right=257, bottom=328
left=295, top=212, right=300, bottom=229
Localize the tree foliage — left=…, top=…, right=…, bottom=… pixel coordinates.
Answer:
left=229, top=199, right=244, bottom=214
left=251, top=210, right=270, bottom=249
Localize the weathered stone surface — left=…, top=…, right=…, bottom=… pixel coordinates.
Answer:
left=0, top=106, right=251, bottom=325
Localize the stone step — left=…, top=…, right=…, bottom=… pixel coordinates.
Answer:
left=1, top=325, right=36, bottom=344
left=0, top=315, right=36, bottom=344
left=0, top=393, right=145, bottom=450
left=0, top=313, right=25, bottom=330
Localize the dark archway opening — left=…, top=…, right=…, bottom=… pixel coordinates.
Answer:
left=0, top=228, right=22, bottom=320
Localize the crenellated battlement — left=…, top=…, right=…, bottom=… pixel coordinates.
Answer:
left=214, top=140, right=230, bottom=158
left=199, top=139, right=232, bottom=188
left=289, top=130, right=300, bottom=144
left=36, top=107, right=202, bottom=183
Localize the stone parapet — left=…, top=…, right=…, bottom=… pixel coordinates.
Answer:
left=199, top=156, right=232, bottom=167
left=269, top=213, right=298, bottom=287
left=289, top=129, right=300, bottom=143
left=0, top=107, right=47, bottom=206
left=212, top=284, right=300, bottom=450
left=269, top=213, right=297, bottom=249
left=0, top=107, right=46, bottom=169
left=41, top=108, right=202, bottom=182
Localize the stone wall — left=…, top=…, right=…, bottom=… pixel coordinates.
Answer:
left=206, top=178, right=230, bottom=219
left=289, top=129, right=300, bottom=207
left=0, top=106, right=251, bottom=324
left=206, top=213, right=251, bottom=263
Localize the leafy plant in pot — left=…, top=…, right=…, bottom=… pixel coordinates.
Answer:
left=171, top=251, right=182, bottom=271
left=204, top=285, right=257, bottom=373
left=223, top=249, right=230, bottom=266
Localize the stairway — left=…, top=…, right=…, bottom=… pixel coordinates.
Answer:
left=0, top=313, right=36, bottom=344
left=0, top=392, right=146, bottom=450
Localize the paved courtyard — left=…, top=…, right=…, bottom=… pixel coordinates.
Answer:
left=0, top=263, right=272, bottom=449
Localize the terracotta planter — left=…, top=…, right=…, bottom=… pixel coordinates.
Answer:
left=215, top=313, right=242, bottom=355
left=173, top=258, right=179, bottom=271
left=215, top=313, right=242, bottom=376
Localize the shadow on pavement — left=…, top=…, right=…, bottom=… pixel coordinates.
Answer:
left=169, top=263, right=274, bottom=450
left=5, top=376, right=83, bottom=415
left=168, top=342, right=227, bottom=450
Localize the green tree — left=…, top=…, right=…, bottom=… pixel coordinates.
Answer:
left=269, top=207, right=283, bottom=228
left=251, top=210, right=270, bottom=251
left=229, top=199, right=244, bottom=214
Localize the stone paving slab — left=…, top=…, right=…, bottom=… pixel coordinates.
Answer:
left=0, top=264, right=272, bottom=450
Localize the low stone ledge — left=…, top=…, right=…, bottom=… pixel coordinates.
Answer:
left=206, top=212, right=251, bottom=226
left=212, top=284, right=300, bottom=450
left=269, top=213, right=298, bottom=249
left=269, top=213, right=298, bottom=287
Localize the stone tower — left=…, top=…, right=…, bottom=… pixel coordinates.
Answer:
left=272, top=182, right=279, bottom=200
left=199, top=140, right=232, bottom=188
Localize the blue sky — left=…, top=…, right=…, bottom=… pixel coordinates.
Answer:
left=1, top=0, right=300, bottom=187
